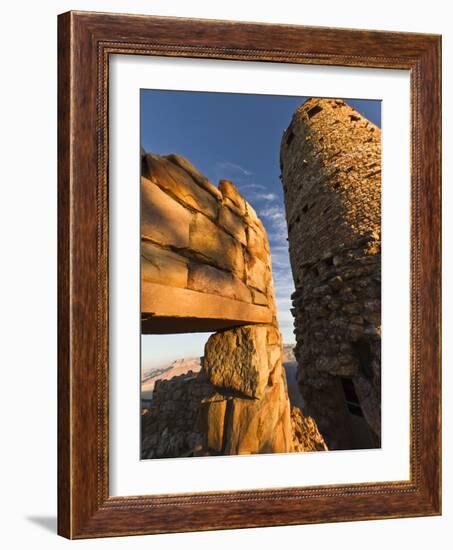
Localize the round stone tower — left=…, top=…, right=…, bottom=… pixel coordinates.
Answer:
left=280, top=98, right=381, bottom=449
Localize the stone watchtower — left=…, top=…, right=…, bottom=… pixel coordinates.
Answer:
left=280, top=98, right=381, bottom=449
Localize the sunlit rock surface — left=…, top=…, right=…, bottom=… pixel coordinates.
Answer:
left=140, top=153, right=326, bottom=458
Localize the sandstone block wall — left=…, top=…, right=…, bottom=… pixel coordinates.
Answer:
left=142, top=325, right=327, bottom=458
left=140, top=151, right=327, bottom=458
left=141, top=152, right=276, bottom=334
left=280, top=98, right=381, bottom=449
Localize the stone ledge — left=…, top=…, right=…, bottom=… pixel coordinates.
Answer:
left=141, top=281, right=272, bottom=334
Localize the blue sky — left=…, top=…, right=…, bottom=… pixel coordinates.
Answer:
left=141, top=90, right=381, bottom=370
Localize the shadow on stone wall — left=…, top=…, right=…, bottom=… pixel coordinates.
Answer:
left=280, top=98, right=381, bottom=450
left=140, top=152, right=326, bottom=458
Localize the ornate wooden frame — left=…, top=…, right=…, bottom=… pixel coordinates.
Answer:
left=58, top=10, right=441, bottom=539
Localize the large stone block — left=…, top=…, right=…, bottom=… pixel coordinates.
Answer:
left=247, top=223, right=269, bottom=262
left=200, top=399, right=228, bottom=452
left=219, top=179, right=246, bottom=215
left=190, top=213, right=244, bottom=277
left=245, top=201, right=260, bottom=226
left=267, top=344, right=282, bottom=371
left=163, top=153, right=223, bottom=200
left=203, top=325, right=271, bottom=399
left=223, top=380, right=292, bottom=454
left=188, top=263, right=251, bottom=303
left=245, top=254, right=269, bottom=293
left=251, top=288, right=268, bottom=306
left=266, top=326, right=281, bottom=346
left=141, top=241, right=188, bottom=288
left=141, top=177, right=191, bottom=249
left=145, top=154, right=219, bottom=219
left=219, top=206, right=247, bottom=245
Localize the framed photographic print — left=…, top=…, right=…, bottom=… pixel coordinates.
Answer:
left=58, top=11, right=441, bottom=538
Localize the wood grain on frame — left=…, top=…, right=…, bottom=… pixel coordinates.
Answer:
left=57, top=10, right=441, bottom=539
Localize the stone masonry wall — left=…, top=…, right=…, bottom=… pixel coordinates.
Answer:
left=280, top=98, right=381, bottom=449
left=142, top=325, right=327, bottom=458
left=141, top=152, right=276, bottom=332
left=140, top=151, right=327, bottom=458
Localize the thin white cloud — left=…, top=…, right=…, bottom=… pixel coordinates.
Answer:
left=270, top=247, right=291, bottom=268
left=254, top=192, right=278, bottom=201
left=259, top=205, right=289, bottom=236
left=241, top=183, right=267, bottom=191
left=260, top=205, right=284, bottom=217
left=215, top=161, right=253, bottom=179
left=275, top=281, right=295, bottom=302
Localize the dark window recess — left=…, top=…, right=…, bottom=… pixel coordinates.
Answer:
left=347, top=403, right=364, bottom=417
left=350, top=114, right=361, bottom=122
left=351, top=340, right=373, bottom=380
left=341, top=377, right=364, bottom=418
left=307, top=104, right=323, bottom=118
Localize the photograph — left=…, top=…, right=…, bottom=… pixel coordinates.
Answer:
left=49, top=6, right=441, bottom=541
left=139, top=90, right=382, bottom=459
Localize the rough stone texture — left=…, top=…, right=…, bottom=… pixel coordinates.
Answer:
left=141, top=363, right=327, bottom=459
left=246, top=254, right=270, bottom=294
left=189, top=213, right=245, bottom=277
left=200, top=399, right=227, bottom=452
left=247, top=223, right=270, bottom=263
left=280, top=98, right=381, bottom=449
left=290, top=407, right=329, bottom=452
left=281, top=98, right=380, bottom=266
left=163, top=153, right=223, bottom=200
left=223, top=379, right=292, bottom=455
left=219, top=205, right=247, bottom=245
left=188, top=263, right=251, bottom=303
left=203, top=326, right=271, bottom=399
left=141, top=282, right=272, bottom=334
left=251, top=288, right=268, bottom=306
left=141, top=241, right=188, bottom=288
left=141, top=152, right=276, bottom=331
left=219, top=179, right=246, bottom=216
left=140, top=150, right=327, bottom=458
left=141, top=177, right=191, bottom=249
left=144, top=153, right=219, bottom=219
left=141, top=372, right=206, bottom=459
